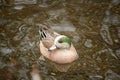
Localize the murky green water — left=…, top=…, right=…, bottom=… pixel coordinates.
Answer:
left=0, top=0, right=120, bottom=80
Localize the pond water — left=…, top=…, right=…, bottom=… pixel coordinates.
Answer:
left=0, top=0, right=120, bottom=80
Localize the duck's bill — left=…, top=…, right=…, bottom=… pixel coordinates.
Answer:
left=48, top=45, right=57, bottom=51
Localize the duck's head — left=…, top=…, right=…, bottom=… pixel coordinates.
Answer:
left=49, top=35, right=71, bottom=50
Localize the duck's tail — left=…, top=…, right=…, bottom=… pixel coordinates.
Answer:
left=37, top=24, right=47, bottom=41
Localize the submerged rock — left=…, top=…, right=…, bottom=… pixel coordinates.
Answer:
left=96, top=48, right=118, bottom=59
left=117, top=27, right=120, bottom=38
left=105, top=70, right=120, bottom=80
left=14, top=0, right=37, bottom=4
left=84, top=39, right=93, bottom=48
left=115, top=49, right=120, bottom=58
left=14, top=5, right=24, bottom=10
left=100, top=24, right=113, bottom=45
left=0, top=48, right=13, bottom=55
left=88, top=74, right=103, bottom=80
left=50, top=18, right=76, bottom=32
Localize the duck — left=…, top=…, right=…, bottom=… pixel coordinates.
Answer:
left=39, top=24, right=79, bottom=65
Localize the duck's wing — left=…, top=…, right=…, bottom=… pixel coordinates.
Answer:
left=39, top=24, right=59, bottom=49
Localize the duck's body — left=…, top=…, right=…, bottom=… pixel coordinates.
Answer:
left=39, top=24, right=78, bottom=64
left=40, top=42, right=78, bottom=64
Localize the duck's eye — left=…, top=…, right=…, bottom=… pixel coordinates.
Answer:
left=58, top=40, right=63, bottom=43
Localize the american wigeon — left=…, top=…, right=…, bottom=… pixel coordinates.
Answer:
left=39, top=24, right=79, bottom=64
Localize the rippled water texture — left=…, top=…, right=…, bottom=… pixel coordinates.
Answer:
left=0, top=0, right=120, bottom=80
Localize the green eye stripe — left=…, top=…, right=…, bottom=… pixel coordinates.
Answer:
left=60, top=37, right=71, bottom=46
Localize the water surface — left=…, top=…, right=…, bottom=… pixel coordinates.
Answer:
left=0, top=0, right=120, bottom=80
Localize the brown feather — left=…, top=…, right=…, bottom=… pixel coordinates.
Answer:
left=39, top=24, right=59, bottom=48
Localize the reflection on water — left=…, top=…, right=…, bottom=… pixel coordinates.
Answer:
left=0, top=0, right=120, bottom=80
